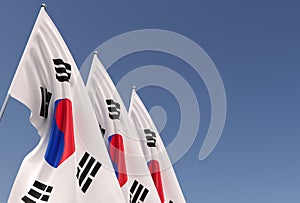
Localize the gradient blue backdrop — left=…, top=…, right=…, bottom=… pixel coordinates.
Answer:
left=0, top=1, right=299, bottom=202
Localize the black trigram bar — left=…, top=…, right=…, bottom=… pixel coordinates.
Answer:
left=76, top=152, right=102, bottom=193
left=53, top=58, right=71, bottom=82
left=144, top=129, right=156, bottom=148
left=106, top=99, right=121, bottom=120
left=99, top=124, right=106, bottom=137
left=129, top=180, right=149, bottom=203
left=22, top=180, right=53, bottom=203
left=169, top=201, right=174, bottom=203
left=40, top=87, right=52, bottom=118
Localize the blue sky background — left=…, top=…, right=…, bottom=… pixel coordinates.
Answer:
left=0, top=1, right=299, bottom=202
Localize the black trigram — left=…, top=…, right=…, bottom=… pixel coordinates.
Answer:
left=169, top=201, right=174, bottom=203
left=144, top=129, right=156, bottom=148
left=129, top=180, right=149, bottom=203
left=53, top=58, right=71, bottom=82
left=40, top=87, right=52, bottom=118
left=76, top=152, right=102, bottom=193
left=106, top=99, right=120, bottom=120
left=99, top=124, right=106, bottom=137
left=22, top=180, right=53, bottom=203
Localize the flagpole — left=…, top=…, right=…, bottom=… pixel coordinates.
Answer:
left=0, top=94, right=10, bottom=122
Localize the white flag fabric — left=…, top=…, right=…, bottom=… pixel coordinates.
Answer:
left=129, top=88, right=186, bottom=203
left=86, top=53, right=161, bottom=202
left=7, top=6, right=125, bottom=203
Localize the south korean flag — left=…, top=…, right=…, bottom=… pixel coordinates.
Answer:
left=7, top=5, right=125, bottom=203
